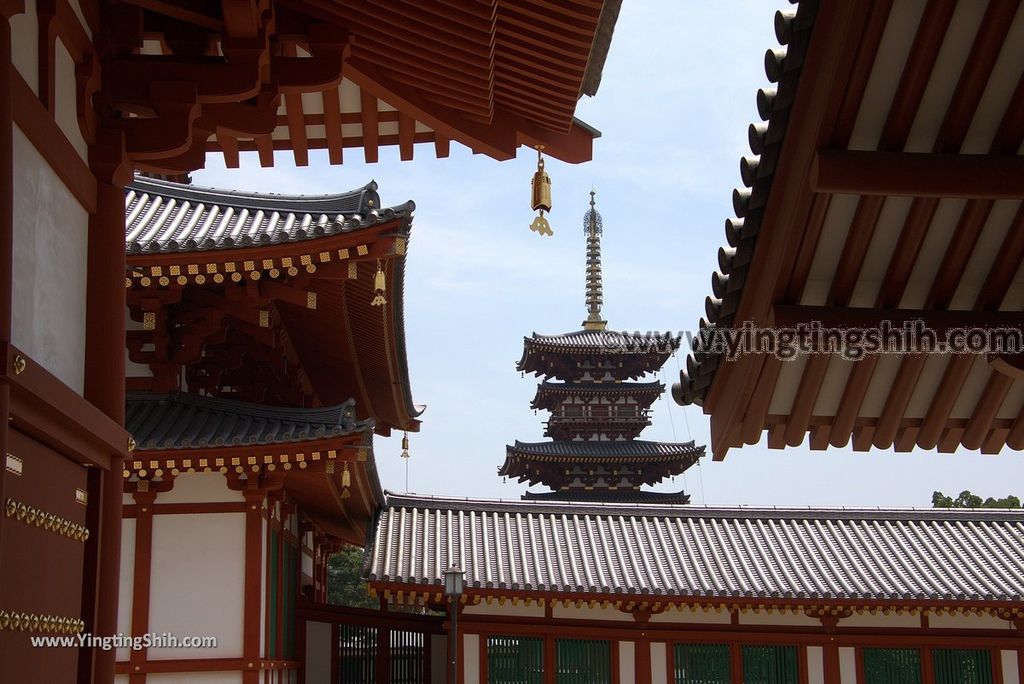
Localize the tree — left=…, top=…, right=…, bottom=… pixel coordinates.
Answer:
left=932, top=490, right=1022, bottom=509
left=327, top=546, right=378, bottom=608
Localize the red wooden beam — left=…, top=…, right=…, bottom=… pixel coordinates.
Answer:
left=811, top=150, right=1024, bottom=199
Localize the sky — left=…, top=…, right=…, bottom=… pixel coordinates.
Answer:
left=194, top=0, right=1024, bottom=507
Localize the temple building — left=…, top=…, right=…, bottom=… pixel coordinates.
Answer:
left=0, top=0, right=620, bottom=682
left=500, top=194, right=704, bottom=503
left=672, top=0, right=1024, bottom=459
left=116, top=176, right=421, bottom=682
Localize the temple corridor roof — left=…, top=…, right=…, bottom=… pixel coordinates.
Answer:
left=367, top=494, right=1024, bottom=605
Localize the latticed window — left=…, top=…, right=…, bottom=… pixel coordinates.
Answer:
left=556, top=638, right=612, bottom=684
left=863, top=648, right=921, bottom=684
left=488, top=636, right=543, bottom=684
left=742, top=645, right=799, bottom=684
left=674, top=643, right=730, bottom=684
left=933, top=649, right=993, bottom=684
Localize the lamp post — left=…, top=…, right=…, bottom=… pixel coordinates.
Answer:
left=444, top=564, right=465, bottom=684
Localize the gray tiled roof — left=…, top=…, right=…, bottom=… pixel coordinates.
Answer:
left=507, top=440, right=704, bottom=461
left=125, top=176, right=413, bottom=254
left=366, top=494, right=1024, bottom=602
left=524, top=330, right=680, bottom=355
left=126, top=391, right=373, bottom=450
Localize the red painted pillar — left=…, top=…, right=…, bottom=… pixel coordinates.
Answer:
left=635, top=637, right=652, bottom=684
left=87, top=131, right=131, bottom=684
left=0, top=7, right=15, bottom=570
left=823, top=641, right=841, bottom=684
left=129, top=489, right=157, bottom=684
left=243, top=487, right=266, bottom=683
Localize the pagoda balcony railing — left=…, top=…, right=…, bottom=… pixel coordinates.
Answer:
left=298, top=599, right=445, bottom=684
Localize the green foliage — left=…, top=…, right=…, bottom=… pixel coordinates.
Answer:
left=327, top=546, right=378, bottom=609
left=931, top=490, right=1022, bottom=509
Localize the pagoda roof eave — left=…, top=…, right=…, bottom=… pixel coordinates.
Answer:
left=125, top=176, right=413, bottom=259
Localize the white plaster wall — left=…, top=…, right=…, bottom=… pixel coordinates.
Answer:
left=650, top=606, right=731, bottom=624
left=10, top=0, right=38, bottom=93
left=463, top=602, right=545, bottom=618
left=431, top=635, right=447, bottom=684
left=114, top=676, right=128, bottom=684
left=149, top=513, right=246, bottom=659
left=651, top=642, right=667, bottom=684
left=117, top=518, right=136, bottom=662
left=740, top=611, right=821, bottom=627
left=304, top=621, right=331, bottom=684
left=148, top=673, right=242, bottom=684
left=54, top=39, right=88, bottom=160
left=806, top=646, right=824, bottom=684
left=619, top=641, right=635, bottom=684
left=11, top=126, right=89, bottom=393
left=840, top=612, right=921, bottom=629
left=929, top=612, right=1015, bottom=629
left=302, top=550, right=314, bottom=581
left=1002, top=650, right=1021, bottom=684
left=158, top=473, right=243, bottom=504
left=463, top=634, right=480, bottom=684
left=839, top=646, right=856, bottom=684
left=553, top=603, right=632, bottom=621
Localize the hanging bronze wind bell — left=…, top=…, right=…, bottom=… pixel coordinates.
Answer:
left=371, top=259, right=387, bottom=306
left=530, top=145, right=553, bottom=236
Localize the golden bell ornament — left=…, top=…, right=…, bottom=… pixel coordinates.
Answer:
left=400, top=432, right=410, bottom=459
left=530, top=146, right=553, bottom=236
left=371, top=260, right=387, bottom=307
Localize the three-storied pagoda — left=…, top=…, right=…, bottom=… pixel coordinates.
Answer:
left=499, top=194, right=704, bottom=503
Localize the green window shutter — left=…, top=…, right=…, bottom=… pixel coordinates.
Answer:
left=863, top=648, right=921, bottom=684
left=269, top=529, right=279, bottom=657
left=674, top=643, right=730, bottom=684
left=487, top=636, right=544, bottom=684
left=340, top=624, right=377, bottom=683
left=933, top=649, right=993, bottom=684
left=556, top=638, right=612, bottom=684
left=742, top=645, right=799, bottom=684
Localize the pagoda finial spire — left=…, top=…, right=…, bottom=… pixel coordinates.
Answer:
left=583, top=190, right=607, bottom=331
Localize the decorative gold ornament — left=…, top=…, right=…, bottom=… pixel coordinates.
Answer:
left=371, top=260, right=387, bottom=307
left=127, top=436, right=137, bottom=453
left=12, top=354, right=26, bottom=375
left=529, top=145, right=553, bottom=236
left=400, top=432, right=410, bottom=459
left=341, top=462, right=351, bottom=487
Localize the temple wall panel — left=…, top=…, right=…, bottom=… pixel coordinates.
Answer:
left=651, top=641, right=668, bottom=684
left=117, top=517, right=136, bottom=662
left=431, top=635, right=447, bottom=684
left=303, top=620, right=331, bottom=684
left=54, top=39, right=87, bottom=159
left=11, top=124, right=88, bottom=392
left=463, top=601, right=544, bottom=618
left=806, top=646, right=825, bottom=684
left=649, top=606, right=731, bottom=624
left=618, top=640, right=635, bottom=684
left=462, top=633, right=480, bottom=684
left=159, top=472, right=244, bottom=504
left=553, top=603, right=632, bottom=621
left=148, top=673, right=242, bottom=684
left=928, top=611, right=1014, bottom=629
left=9, top=0, right=37, bottom=93
left=739, top=611, right=821, bottom=627
left=839, top=612, right=921, bottom=628
left=1002, top=650, right=1021, bottom=684
left=839, top=646, right=856, bottom=684
left=149, top=513, right=246, bottom=660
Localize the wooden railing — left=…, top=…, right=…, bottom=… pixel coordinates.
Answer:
left=297, top=600, right=445, bottom=684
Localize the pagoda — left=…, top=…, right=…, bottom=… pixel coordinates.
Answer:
left=499, top=193, right=705, bottom=503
